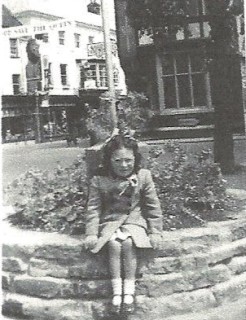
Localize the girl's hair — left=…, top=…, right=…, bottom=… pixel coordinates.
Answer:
left=101, top=134, right=141, bottom=175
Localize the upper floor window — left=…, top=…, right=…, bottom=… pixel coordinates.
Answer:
left=87, top=0, right=101, bottom=15
left=60, top=64, right=68, bottom=86
left=88, top=36, right=94, bottom=44
left=12, top=74, right=21, bottom=94
left=35, top=33, right=49, bottom=43
left=74, top=33, right=81, bottom=48
left=10, top=39, right=19, bottom=58
left=58, top=31, right=65, bottom=45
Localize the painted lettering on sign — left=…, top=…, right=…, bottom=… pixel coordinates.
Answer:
left=2, top=20, right=74, bottom=37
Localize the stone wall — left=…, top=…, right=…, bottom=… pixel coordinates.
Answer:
left=2, top=210, right=246, bottom=320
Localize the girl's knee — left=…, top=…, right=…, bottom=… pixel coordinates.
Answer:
left=108, top=239, right=122, bottom=252
left=122, top=237, right=134, bottom=250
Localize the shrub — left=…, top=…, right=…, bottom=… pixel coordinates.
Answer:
left=4, top=155, right=88, bottom=234
left=4, top=142, right=232, bottom=233
left=146, top=142, right=230, bottom=229
left=86, top=91, right=151, bottom=143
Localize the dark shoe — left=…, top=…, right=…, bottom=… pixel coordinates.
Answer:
left=122, top=302, right=135, bottom=314
left=110, top=303, right=121, bottom=315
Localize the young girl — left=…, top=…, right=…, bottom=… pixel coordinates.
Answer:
left=84, top=134, right=163, bottom=314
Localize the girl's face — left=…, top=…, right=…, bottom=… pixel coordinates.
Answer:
left=110, top=147, right=135, bottom=178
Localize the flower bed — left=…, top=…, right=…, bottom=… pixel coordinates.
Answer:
left=3, top=141, right=242, bottom=235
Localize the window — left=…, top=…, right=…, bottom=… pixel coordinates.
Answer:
left=88, top=36, right=94, bottom=44
left=113, top=68, right=119, bottom=86
left=12, top=74, right=21, bottom=94
left=87, top=0, right=101, bottom=15
left=86, top=63, right=108, bottom=88
left=158, top=52, right=211, bottom=109
left=44, top=63, right=53, bottom=89
left=10, top=39, right=19, bottom=58
left=60, top=64, right=68, bottom=86
left=169, top=0, right=210, bottom=40
left=35, top=33, right=49, bottom=43
left=58, top=31, right=65, bottom=45
left=74, top=33, right=81, bottom=48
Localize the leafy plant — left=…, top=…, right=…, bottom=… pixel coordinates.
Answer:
left=146, top=142, right=230, bottom=230
left=4, top=155, right=88, bottom=234
left=86, top=91, right=151, bottom=143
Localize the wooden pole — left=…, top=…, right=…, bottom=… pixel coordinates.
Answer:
left=101, top=0, right=118, bottom=129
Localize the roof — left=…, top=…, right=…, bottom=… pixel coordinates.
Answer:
left=15, top=10, right=63, bottom=21
left=2, top=5, right=22, bottom=28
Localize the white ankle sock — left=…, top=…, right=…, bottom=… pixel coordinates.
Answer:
left=111, top=278, right=122, bottom=305
left=123, top=279, right=135, bottom=301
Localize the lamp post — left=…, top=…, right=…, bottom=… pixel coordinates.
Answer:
left=101, top=0, right=118, bottom=129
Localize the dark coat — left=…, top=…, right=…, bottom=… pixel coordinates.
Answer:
left=86, top=169, right=163, bottom=253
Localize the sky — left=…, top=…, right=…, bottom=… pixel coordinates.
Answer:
left=3, top=0, right=115, bottom=22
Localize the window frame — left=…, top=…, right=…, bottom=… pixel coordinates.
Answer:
left=156, top=49, right=212, bottom=112
left=12, top=74, right=21, bottom=95
left=60, top=64, right=68, bottom=86
left=58, top=31, right=65, bottom=45
left=74, top=33, right=81, bottom=48
left=10, top=38, right=19, bottom=58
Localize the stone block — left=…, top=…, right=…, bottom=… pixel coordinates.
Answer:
left=75, top=279, right=110, bottom=298
left=2, top=244, right=35, bottom=262
left=129, top=289, right=217, bottom=319
left=29, top=258, right=70, bottom=278
left=2, top=257, right=28, bottom=273
left=228, top=256, right=246, bottom=275
left=180, top=254, right=208, bottom=271
left=231, top=224, right=246, bottom=241
left=3, top=292, right=94, bottom=320
left=212, top=272, right=246, bottom=304
left=142, top=257, right=182, bottom=274
left=184, top=265, right=231, bottom=290
left=181, top=243, right=209, bottom=255
left=68, top=252, right=109, bottom=279
left=208, top=238, right=246, bottom=265
left=180, top=231, right=220, bottom=247
left=34, top=244, right=84, bottom=264
left=137, top=273, right=188, bottom=297
left=2, top=272, right=13, bottom=291
left=157, top=240, right=182, bottom=257
left=13, top=275, right=68, bottom=299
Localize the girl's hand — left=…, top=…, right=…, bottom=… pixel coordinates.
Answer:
left=84, top=235, right=98, bottom=250
left=149, top=233, right=162, bottom=250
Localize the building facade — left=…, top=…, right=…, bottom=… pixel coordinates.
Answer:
left=114, top=0, right=245, bottom=140
left=2, top=3, right=126, bottom=143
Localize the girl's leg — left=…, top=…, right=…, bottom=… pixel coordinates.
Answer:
left=108, top=240, right=122, bottom=306
left=121, top=238, right=137, bottom=305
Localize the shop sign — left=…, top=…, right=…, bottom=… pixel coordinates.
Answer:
left=87, top=41, right=117, bottom=58
left=2, top=19, right=73, bottom=37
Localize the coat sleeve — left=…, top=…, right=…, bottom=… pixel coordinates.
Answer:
left=85, top=176, right=102, bottom=236
left=142, top=170, right=163, bottom=234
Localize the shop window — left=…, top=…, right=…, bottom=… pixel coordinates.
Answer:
left=35, top=33, right=49, bottom=43
left=12, top=74, right=21, bottom=95
left=159, top=52, right=211, bottom=109
left=74, top=33, right=81, bottom=48
left=58, top=31, right=65, bottom=45
left=10, top=39, right=19, bottom=58
left=60, top=64, right=68, bottom=86
left=87, top=0, right=101, bottom=15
